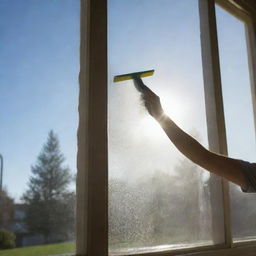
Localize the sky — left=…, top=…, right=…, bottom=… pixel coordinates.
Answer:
left=216, top=6, right=256, bottom=163
left=0, top=0, right=80, bottom=200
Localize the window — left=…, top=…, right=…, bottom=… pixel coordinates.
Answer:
left=108, top=0, right=224, bottom=253
left=78, top=0, right=256, bottom=255
left=0, top=0, right=79, bottom=254
left=216, top=5, right=256, bottom=242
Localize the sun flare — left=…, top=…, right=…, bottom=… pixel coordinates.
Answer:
left=139, top=115, right=163, bottom=139
left=161, top=96, right=187, bottom=125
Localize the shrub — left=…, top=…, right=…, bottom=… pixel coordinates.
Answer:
left=0, top=229, right=16, bottom=249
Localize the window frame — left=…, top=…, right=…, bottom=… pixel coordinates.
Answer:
left=76, top=0, right=108, bottom=255
left=76, top=0, right=256, bottom=255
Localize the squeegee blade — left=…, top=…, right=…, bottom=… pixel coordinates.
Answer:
left=113, top=69, right=154, bottom=82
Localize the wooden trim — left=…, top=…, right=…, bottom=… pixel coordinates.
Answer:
left=76, top=0, right=89, bottom=254
left=109, top=244, right=227, bottom=256
left=110, top=244, right=256, bottom=256
left=226, top=0, right=256, bottom=18
left=109, top=244, right=226, bottom=256
left=233, top=239, right=256, bottom=247
left=181, top=244, right=256, bottom=256
left=245, top=19, right=256, bottom=139
left=198, top=0, right=232, bottom=247
left=215, top=0, right=250, bottom=22
left=77, top=0, right=108, bottom=255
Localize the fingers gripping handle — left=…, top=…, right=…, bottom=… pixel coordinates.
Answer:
left=133, top=76, right=149, bottom=93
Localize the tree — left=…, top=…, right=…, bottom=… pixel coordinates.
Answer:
left=0, top=229, right=16, bottom=249
left=0, top=188, right=14, bottom=230
left=22, top=130, right=75, bottom=243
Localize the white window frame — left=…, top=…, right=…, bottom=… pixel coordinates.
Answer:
left=76, top=0, right=256, bottom=255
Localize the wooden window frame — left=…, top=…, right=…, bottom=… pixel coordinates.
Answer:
left=76, top=0, right=256, bottom=255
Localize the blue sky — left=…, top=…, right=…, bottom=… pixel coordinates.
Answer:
left=216, top=6, right=256, bottom=163
left=0, top=0, right=80, bottom=200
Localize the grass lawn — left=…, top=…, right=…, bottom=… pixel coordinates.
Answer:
left=0, top=241, right=75, bottom=256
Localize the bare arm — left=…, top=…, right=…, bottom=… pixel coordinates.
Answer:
left=159, top=116, right=246, bottom=188
left=137, top=78, right=247, bottom=188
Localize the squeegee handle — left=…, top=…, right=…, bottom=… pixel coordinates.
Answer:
left=133, top=76, right=148, bottom=93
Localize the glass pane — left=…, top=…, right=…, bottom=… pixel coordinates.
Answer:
left=108, top=0, right=225, bottom=253
left=0, top=0, right=79, bottom=254
left=216, top=6, right=256, bottom=241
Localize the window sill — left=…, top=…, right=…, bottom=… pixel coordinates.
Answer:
left=109, top=243, right=256, bottom=256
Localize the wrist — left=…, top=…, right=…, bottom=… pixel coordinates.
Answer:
left=155, top=112, right=167, bottom=123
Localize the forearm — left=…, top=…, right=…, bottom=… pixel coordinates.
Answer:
left=140, top=84, right=247, bottom=188
left=157, top=115, right=247, bottom=187
left=157, top=115, right=208, bottom=166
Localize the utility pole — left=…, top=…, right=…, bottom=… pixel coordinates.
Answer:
left=0, top=154, right=3, bottom=192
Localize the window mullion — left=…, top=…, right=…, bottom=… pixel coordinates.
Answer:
left=77, top=0, right=108, bottom=255
left=198, top=0, right=232, bottom=247
left=245, top=20, right=256, bottom=138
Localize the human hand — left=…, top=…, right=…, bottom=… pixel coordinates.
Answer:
left=133, top=77, right=147, bottom=92
left=141, top=86, right=164, bottom=121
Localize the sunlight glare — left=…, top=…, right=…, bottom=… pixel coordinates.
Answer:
left=139, top=115, right=164, bottom=139
left=161, top=93, right=187, bottom=125
left=138, top=87, right=189, bottom=140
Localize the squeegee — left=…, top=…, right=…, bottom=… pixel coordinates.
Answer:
left=113, top=69, right=154, bottom=92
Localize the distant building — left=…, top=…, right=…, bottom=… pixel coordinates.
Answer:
left=8, top=204, right=44, bottom=247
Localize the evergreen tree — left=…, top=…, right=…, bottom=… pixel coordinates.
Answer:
left=0, top=188, right=14, bottom=229
left=22, top=130, right=74, bottom=243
